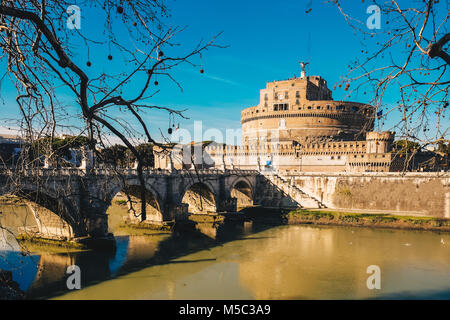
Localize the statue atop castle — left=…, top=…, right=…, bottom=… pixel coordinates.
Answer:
left=299, top=61, right=309, bottom=79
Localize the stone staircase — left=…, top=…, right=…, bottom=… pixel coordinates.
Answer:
left=262, top=173, right=327, bottom=209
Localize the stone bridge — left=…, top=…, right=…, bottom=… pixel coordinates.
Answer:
left=0, top=168, right=309, bottom=243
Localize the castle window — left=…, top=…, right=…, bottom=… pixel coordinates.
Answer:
left=274, top=93, right=278, bottom=100
left=296, top=99, right=300, bottom=105
left=273, top=103, right=288, bottom=111
left=337, top=156, right=341, bottom=159
left=327, top=105, right=330, bottom=110
left=296, top=91, right=300, bottom=98
left=264, top=93, right=268, bottom=101
left=317, top=106, right=321, bottom=110
left=352, top=106, right=359, bottom=112
left=285, top=91, right=289, bottom=98
left=307, top=106, right=312, bottom=110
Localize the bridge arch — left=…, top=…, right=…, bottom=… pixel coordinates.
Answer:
left=181, top=181, right=217, bottom=214
left=106, top=183, right=164, bottom=223
left=17, top=189, right=81, bottom=239
left=230, top=178, right=254, bottom=209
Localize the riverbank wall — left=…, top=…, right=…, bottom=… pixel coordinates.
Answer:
left=282, top=172, right=449, bottom=218
left=285, top=209, right=450, bottom=233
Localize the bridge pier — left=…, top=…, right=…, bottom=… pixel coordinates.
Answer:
left=85, top=213, right=109, bottom=238
left=165, top=203, right=189, bottom=221
left=77, top=191, right=116, bottom=249
left=217, top=197, right=237, bottom=213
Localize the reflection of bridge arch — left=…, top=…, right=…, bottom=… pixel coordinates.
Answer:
left=181, top=182, right=217, bottom=214
left=106, top=183, right=164, bottom=223
left=230, top=178, right=254, bottom=209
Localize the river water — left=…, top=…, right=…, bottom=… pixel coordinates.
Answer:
left=0, top=204, right=449, bottom=299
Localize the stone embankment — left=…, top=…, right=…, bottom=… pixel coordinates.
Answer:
left=285, top=209, right=450, bottom=232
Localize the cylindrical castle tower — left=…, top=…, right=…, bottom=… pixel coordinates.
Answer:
left=241, top=75, right=375, bottom=144
left=366, top=131, right=394, bottom=154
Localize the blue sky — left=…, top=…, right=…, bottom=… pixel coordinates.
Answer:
left=0, top=0, right=448, bottom=144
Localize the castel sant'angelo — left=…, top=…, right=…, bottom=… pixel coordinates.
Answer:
left=156, top=63, right=410, bottom=173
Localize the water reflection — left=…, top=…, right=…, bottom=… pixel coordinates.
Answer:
left=1, top=202, right=450, bottom=300
left=54, top=225, right=450, bottom=300
left=1, top=217, right=262, bottom=299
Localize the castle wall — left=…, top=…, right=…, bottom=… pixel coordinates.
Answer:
left=283, top=172, right=450, bottom=218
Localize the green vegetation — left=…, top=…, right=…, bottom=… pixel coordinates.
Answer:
left=188, top=214, right=225, bottom=223
left=391, top=140, right=421, bottom=153
left=32, top=135, right=93, bottom=159
left=286, top=209, right=450, bottom=232
left=99, top=143, right=154, bottom=167
left=115, top=223, right=172, bottom=236
left=16, top=234, right=87, bottom=251
left=118, top=221, right=172, bottom=232
left=115, top=199, right=128, bottom=206
left=128, top=143, right=154, bottom=167
left=437, top=141, right=449, bottom=156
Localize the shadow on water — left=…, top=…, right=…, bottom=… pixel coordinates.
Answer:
left=1, top=214, right=279, bottom=299
left=371, top=288, right=450, bottom=300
